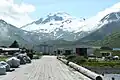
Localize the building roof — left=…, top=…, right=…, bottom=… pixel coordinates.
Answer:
left=0, top=48, right=20, bottom=51
left=113, top=48, right=120, bottom=50
left=100, top=51, right=112, bottom=53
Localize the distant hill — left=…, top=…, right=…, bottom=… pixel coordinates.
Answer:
left=93, top=31, right=120, bottom=47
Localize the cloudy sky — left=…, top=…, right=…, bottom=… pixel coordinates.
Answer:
left=0, top=0, right=120, bottom=27
left=15, top=0, right=120, bottom=18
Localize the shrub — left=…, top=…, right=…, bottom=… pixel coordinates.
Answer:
left=73, top=56, right=87, bottom=64
left=0, top=56, right=7, bottom=61
left=88, top=59, right=98, bottom=62
left=33, top=55, right=40, bottom=59
left=66, top=55, right=87, bottom=64
left=35, top=52, right=42, bottom=57
left=27, top=53, right=33, bottom=59
left=66, top=55, right=76, bottom=61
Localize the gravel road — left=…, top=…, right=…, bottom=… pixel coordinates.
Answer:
left=0, top=56, right=91, bottom=80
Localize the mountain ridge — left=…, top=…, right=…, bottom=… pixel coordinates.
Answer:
left=78, top=11, right=120, bottom=42
left=20, top=12, right=96, bottom=41
left=0, top=19, right=42, bottom=48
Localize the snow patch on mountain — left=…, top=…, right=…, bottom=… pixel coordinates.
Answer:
left=85, top=2, right=120, bottom=26
left=21, top=2, right=120, bottom=41
left=77, top=2, right=120, bottom=33
left=22, top=12, right=85, bottom=33
left=21, top=12, right=90, bottom=41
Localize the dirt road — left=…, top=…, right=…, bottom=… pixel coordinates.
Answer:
left=0, top=56, right=91, bottom=80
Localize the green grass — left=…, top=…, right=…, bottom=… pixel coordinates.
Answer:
left=66, top=55, right=87, bottom=64
left=34, top=52, right=42, bottom=57
left=66, top=54, right=120, bottom=68
left=33, top=52, right=43, bottom=59
left=0, top=56, right=8, bottom=61
left=93, top=31, right=120, bottom=47
left=82, top=61, right=120, bottom=68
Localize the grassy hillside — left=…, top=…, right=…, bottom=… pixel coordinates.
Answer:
left=79, top=21, right=120, bottom=42
left=93, top=31, right=120, bottom=47
left=37, top=30, right=120, bottom=48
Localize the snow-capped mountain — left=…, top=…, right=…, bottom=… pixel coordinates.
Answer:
left=75, top=2, right=120, bottom=42
left=101, top=12, right=120, bottom=23
left=78, top=11, right=120, bottom=42
left=0, top=19, right=41, bottom=47
left=21, top=12, right=93, bottom=41
left=22, top=11, right=120, bottom=41
left=14, top=11, right=120, bottom=42
left=9, top=3, right=120, bottom=42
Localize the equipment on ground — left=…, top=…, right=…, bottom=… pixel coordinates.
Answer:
left=6, top=57, right=20, bottom=68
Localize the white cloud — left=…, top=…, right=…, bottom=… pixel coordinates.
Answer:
left=0, top=0, right=35, bottom=27
left=112, top=2, right=120, bottom=9
left=82, top=2, right=120, bottom=31
left=88, top=2, right=120, bottom=22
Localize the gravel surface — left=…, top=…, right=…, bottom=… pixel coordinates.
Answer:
left=0, top=56, right=91, bottom=80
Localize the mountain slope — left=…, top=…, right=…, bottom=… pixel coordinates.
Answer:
left=78, top=12, right=120, bottom=42
left=93, top=31, right=120, bottom=47
left=21, top=12, right=94, bottom=41
left=0, top=19, right=40, bottom=47
left=22, top=11, right=120, bottom=41
left=20, top=3, right=120, bottom=42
